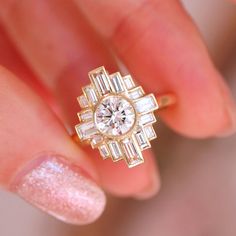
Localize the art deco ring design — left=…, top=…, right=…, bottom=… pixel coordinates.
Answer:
left=74, top=66, right=175, bottom=168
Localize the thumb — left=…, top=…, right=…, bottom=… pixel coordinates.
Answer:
left=0, top=67, right=106, bottom=225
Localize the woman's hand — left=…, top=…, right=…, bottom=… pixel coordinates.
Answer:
left=0, top=0, right=235, bottom=225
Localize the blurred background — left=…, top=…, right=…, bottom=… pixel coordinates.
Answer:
left=1, top=0, right=236, bottom=235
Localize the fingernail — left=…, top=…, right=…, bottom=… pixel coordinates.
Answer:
left=11, top=155, right=106, bottom=225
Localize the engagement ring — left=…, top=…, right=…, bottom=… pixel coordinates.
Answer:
left=74, top=66, right=175, bottom=168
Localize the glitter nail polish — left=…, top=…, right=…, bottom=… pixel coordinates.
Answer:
left=12, top=156, right=106, bottom=225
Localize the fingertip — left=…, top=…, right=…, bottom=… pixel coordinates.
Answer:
left=133, top=165, right=161, bottom=200
left=11, top=155, right=106, bottom=225
left=158, top=73, right=236, bottom=138
left=89, top=149, right=160, bottom=198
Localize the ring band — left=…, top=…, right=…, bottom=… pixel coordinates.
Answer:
left=73, top=66, right=175, bottom=168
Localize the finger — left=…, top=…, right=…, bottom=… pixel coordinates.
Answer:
left=84, top=147, right=160, bottom=198
left=73, top=0, right=236, bottom=138
left=0, top=24, right=54, bottom=106
left=0, top=0, right=160, bottom=198
left=0, top=66, right=105, bottom=225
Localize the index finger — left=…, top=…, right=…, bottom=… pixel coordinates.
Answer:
left=74, top=0, right=236, bottom=138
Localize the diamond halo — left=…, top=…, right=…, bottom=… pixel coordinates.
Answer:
left=75, top=66, right=159, bottom=168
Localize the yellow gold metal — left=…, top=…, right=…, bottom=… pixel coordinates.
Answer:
left=156, top=93, right=176, bottom=110
left=72, top=133, right=80, bottom=143
left=73, top=66, right=176, bottom=168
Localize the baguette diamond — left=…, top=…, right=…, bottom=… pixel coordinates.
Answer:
left=77, top=95, right=88, bottom=108
left=110, top=72, right=125, bottom=93
left=75, top=121, right=98, bottom=140
left=127, top=87, right=144, bottom=100
left=91, top=134, right=103, bottom=148
left=99, top=144, right=110, bottom=159
left=135, top=129, right=151, bottom=150
left=108, top=141, right=123, bottom=161
left=134, top=94, right=158, bottom=114
left=78, top=109, right=93, bottom=122
left=144, top=125, right=157, bottom=140
left=123, top=75, right=135, bottom=89
left=90, top=67, right=110, bottom=95
left=83, top=86, right=98, bottom=105
left=122, top=137, right=144, bottom=167
left=139, top=113, right=156, bottom=126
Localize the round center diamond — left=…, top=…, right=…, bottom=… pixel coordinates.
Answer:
left=94, top=95, right=136, bottom=136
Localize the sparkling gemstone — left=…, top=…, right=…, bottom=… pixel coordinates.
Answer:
left=144, top=125, right=157, bottom=140
left=108, top=141, right=123, bottom=161
left=99, top=144, right=110, bottom=159
left=78, top=109, right=93, bottom=122
left=89, top=67, right=110, bottom=95
left=94, top=95, right=136, bottom=136
left=127, top=86, right=144, bottom=100
left=122, top=137, right=144, bottom=167
left=139, top=113, right=156, bottom=126
left=109, top=72, right=125, bottom=93
left=75, top=121, right=98, bottom=140
left=123, top=75, right=135, bottom=90
left=91, top=134, right=103, bottom=148
left=77, top=95, right=88, bottom=108
left=134, top=94, right=158, bottom=114
left=135, top=129, right=151, bottom=150
left=83, top=86, right=98, bottom=105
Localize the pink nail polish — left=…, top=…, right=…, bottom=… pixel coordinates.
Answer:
left=11, top=156, right=106, bottom=225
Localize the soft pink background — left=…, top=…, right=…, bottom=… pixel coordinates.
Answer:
left=1, top=0, right=236, bottom=235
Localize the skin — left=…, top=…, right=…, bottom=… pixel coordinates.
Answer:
left=0, top=0, right=235, bottom=223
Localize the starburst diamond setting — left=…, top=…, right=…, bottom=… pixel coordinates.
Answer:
left=75, top=66, right=159, bottom=168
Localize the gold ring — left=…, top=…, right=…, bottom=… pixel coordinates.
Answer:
left=73, top=66, right=176, bottom=168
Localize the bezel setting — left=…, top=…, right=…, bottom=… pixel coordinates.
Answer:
left=75, top=66, right=159, bottom=168
left=94, top=95, right=136, bottom=138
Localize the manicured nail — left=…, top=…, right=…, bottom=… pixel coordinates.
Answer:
left=11, top=156, right=106, bottom=225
